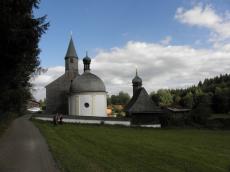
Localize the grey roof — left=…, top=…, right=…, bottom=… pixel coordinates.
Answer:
left=46, top=74, right=66, bottom=88
left=70, top=72, right=106, bottom=93
left=124, top=87, right=159, bottom=113
left=65, top=37, right=78, bottom=59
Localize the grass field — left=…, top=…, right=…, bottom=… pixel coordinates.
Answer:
left=33, top=120, right=230, bottom=172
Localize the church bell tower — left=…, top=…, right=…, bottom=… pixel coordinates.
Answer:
left=65, top=36, right=79, bottom=78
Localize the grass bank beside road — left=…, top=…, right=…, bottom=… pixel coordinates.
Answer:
left=34, top=120, right=230, bottom=172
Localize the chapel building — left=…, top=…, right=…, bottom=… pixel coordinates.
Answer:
left=46, top=37, right=107, bottom=116
left=124, top=70, right=162, bottom=124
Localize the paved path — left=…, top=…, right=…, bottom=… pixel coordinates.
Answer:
left=0, top=114, right=60, bottom=172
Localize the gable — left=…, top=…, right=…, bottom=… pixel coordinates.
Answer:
left=125, top=88, right=158, bottom=113
left=46, top=74, right=65, bottom=88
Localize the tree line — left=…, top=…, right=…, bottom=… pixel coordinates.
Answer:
left=150, top=74, right=230, bottom=114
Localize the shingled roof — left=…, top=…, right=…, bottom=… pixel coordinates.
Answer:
left=124, top=87, right=160, bottom=114
left=65, top=37, right=78, bottom=59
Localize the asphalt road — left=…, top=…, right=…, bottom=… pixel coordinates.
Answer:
left=0, top=114, right=60, bottom=172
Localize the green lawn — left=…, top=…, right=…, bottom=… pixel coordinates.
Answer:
left=33, top=120, right=230, bottom=172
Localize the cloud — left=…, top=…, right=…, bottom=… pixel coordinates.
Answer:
left=175, top=4, right=230, bottom=43
left=30, top=66, right=65, bottom=100
left=31, top=41, right=230, bottom=100
left=92, top=41, right=230, bottom=96
left=31, top=3, right=230, bottom=101
left=160, top=36, right=172, bottom=45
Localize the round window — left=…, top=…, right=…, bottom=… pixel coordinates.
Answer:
left=84, top=103, right=89, bottom=108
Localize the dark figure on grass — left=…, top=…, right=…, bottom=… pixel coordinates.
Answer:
left=53, top=113, right=63, bottom=125
left=53, top=113, right=59, bottom=126
left=59, top=114, right=63, bottom=125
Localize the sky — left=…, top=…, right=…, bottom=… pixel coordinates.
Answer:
left=31, top=0, right=230, bottom=100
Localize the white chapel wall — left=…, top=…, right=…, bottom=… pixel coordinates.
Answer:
left=70, top=92, right=107, bottom=117
left=79, top=94, right=92, bottom=116
left=94, top=94, right=107, bottom=117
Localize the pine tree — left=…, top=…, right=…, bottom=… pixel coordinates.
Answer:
left=0, top=0, right=49, bottom=114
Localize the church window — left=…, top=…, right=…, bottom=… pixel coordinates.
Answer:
left=65, top=60, right=69, bottom=70
left=84, top=103, right=89, bottom=108
left=70, top=57, right=74, bottom=63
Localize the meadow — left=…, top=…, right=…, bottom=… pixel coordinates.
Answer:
left=34, top=120, right=230, bottom=172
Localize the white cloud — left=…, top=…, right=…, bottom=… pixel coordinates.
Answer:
left=175, top=4, right=230, bottom=43
left=30, top=66, right=65, bottom=100
left=31, top=41, right=230, bottom=101
left=160, top=36, right=172, bottom=45
left=92, top=41, right=230, bottom=96
left=31, top=4, right=230, bottom=101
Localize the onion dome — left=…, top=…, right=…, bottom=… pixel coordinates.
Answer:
left=70, top=51, right=106, bottom=93
left=83, top=51, right=91, bottom=72
left=132, top=69, right=142, bottom=84
left=83, top=51, right=91, bottom=63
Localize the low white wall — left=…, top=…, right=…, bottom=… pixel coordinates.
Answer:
left=34, top=117, right=130, bottom=126
left=139, top=124, right=161, bottom=128
left=34, top=117, right=161, bottom=128
left=104, top=120, right=130, bottom=126
left=63, top=118, right=101, bottom=124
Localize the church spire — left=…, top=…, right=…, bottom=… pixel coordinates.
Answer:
left=65, top=36, right=79, bottom=76
left=132, top=68, right=142, bottom=95
left=65, top=36, right=78, bottom=59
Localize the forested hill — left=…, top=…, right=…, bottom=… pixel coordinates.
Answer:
left=151, top=73, right=230, bottom=114
left=200, top=74, right=230, bottom=93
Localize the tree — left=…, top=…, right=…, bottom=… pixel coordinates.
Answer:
left=110, top=91, right=130, bottom=105
left=212, top=87, right=229, bottom=113
left=191, top=94, right=212, bottom=125
left=181, top=92, right=194, bottom=109
left=173, top=95, right=181, bottom=106
left=111, top=95, right=119, bottom=105
left=157, top=89, right=173, bottom=107
left=107, top=95, right=111, bottom=105
left=150, top=91, right=160, bottom=105
left=193, top=87, right=203, bottom=107
left=118, top=91, right=130, bottom=105
left=0, top=0, right=48, bottom=114
left=39, top=98, right=46, bottom=110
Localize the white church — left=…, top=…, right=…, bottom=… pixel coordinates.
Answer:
left=46, top=37, right=107, bottom=117
left=68, top=52, right=107, bottom=117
